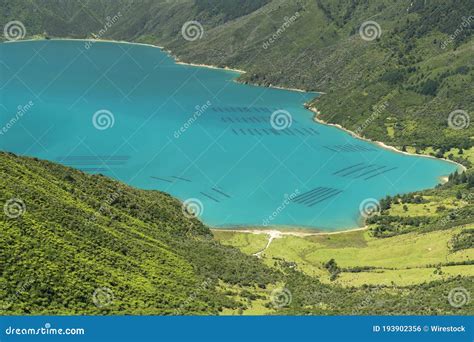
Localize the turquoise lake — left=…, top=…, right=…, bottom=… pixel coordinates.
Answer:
left=0, top=40, right=459, bottom=230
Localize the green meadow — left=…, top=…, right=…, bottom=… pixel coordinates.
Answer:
left=215, top=225, right=474, bottom=287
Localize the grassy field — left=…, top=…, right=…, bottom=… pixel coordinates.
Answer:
left=405, top=147, right=474, bottom=167
left=212, top=231, right=269, bottom=255
left=386, top=195, right=463, bottom=217
left=217, top=281, right=279, bottom=315
left=214, top=225, right=474, bottom=287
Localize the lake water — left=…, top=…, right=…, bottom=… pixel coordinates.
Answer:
left=0, top=40, right=459, bottom=230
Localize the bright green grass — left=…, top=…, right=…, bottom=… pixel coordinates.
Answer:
left=406, top=147, right=474, bottom=165
left=446, top=147, right=474, bottom=164
left=217, top=281, right=280, bottom=315
left=335, top=264, right=474, bottom=287
left=268, top=227, right=473, bottom=269
left=387, top=195, right=462, bottom=217
left=216, top=226, right=474, bottom=287
left=213, top=231, right=269, bottom=255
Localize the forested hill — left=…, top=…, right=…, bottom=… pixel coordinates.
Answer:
left=0, top=151, right=278, bottom=314
left=1, top=0, right=472, bottom=151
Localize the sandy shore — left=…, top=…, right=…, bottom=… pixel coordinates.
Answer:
left=266, top=84, right=324, bottom=94
left=308, top=106, right=467, bottom=176
left=4, top=37, right=164, bottom=49
left=212, top=226, right=367, bottom=237
left=175, top=61, right=246, bottom=74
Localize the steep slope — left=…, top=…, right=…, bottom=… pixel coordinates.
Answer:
left=156, top=0, right=474, bottom=151
left=0, top=151, right=278, bottom=314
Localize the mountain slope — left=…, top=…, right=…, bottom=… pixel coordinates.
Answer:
left=0, top=151, right=278, bottom=314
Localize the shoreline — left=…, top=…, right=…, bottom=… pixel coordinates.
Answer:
left=3, top=38, right=469, bottom=173
left=175, top=61, right=247, bottom=74
left=20, top=38, right=464, bottom=174
left=4, top=37, right=322, bottom=94
left=211, top=226, right=368, bottom=237
left=7, top=37, right=467, bottom=235
left=308, top=106, right=467, bottom=177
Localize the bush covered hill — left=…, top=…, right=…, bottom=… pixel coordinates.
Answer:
left=1, top=152, right=472, bottom=315
left=2, top=0, right=471, bottom=150
left=0, top=152, right=278, bottom=314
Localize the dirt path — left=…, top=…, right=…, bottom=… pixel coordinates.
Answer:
left=253, top=231, right=282, bottom=258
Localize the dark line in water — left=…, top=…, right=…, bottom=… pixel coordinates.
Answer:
left=294, top=128, right=304, bottom=136
left=253, top=128, right=262, bottom=136
left=309, top=128, right=319, bottom=135
left=307, top=190, right=343, bottom=207
left=232, top=128, right=238, bottom=135
left=239, top=128, right=246, bottom=135
left=79, top=168, right=109, bottom=172
left=292, top=187, right=326, bottom=202
left=200, top=192, right=220, bottom=202
left=339, top=164, right=375, bottom=177
left=336, top=145, right=355, bottom=152
left=62, top=161, right=127, bottom=165
left=353, top=165, right=387, bottom=178
left=247, top=129, right=255, bottom=136
left=171, top=176, right=192, bottom=182
left=271, top=129, right=281, bottom=136
left=292, top=187, right=325, bottom=201
left=332, top=163, right=365, bottom=175
left=57, top=155, right=130, bottom=160
left=151, top=176, right=173, bottom=183
left=299, top=188, right=338, bottom=204
left=323, top=146, right=338, bottom=152
left=364, top=167, right=398, bottom=180
left=211, top=188, right=231, bottom=198
left=340, top=145, right=358, bottom=151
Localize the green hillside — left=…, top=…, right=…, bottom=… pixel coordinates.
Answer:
left=0, top=151, right=278, bottom=314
